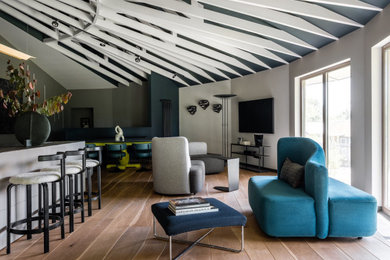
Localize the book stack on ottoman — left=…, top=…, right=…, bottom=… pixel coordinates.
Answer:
left=168, top=197, right=218, bottom=216
left=151, top=197, right=247, bottom=260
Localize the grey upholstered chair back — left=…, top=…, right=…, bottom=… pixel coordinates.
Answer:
left=189, top=142, right=207, bottom=156
left=152, top=136, right=192, bottom=194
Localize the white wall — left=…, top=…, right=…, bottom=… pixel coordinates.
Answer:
left=231, top=65, right=290, bottom=169
left=179, top=66, right=289, bottom=170
left=179, top=80, right=231, bottom=154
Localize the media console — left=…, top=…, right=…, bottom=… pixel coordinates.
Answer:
left=230, top=143, right=270, bottom=172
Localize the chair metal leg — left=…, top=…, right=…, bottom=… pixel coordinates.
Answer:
left=38, top=184, right=42, bottom=230
left=6, top=184, right=14, bottom=254
left=43, top=183, right=50, bottom=253
left=97, top=166, right=102, bottom=209
left=153, top=217, right=244, bottom=259
left=59, top=179, right=65, bottom=239
left=51, top=182, right=56, bottom=223
left=80, top=171, right=85, bottom=222
left=26, top=185, right=32, bottom=240
left=74, top=174, right=79, bottom=203
left=69, top=175, right=74, bottom=233
left=87, top=168, right=92, bottom=217
left=169, top=236, right=172, bottom=260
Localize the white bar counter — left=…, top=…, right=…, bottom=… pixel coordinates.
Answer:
left=0, top=141, right=85, bottom=250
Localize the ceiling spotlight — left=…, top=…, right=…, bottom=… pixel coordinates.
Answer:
left=135, top=56, right=141, bottom=63
left=51, top=20, right=59, bottom=28
left=172, top=73, right=177, bottom=79
left=100, top=42, right=106, bottom=47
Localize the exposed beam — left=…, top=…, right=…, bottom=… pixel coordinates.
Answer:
left=75, top=32, right=202, bottom=84
left=3, top=0, right=73, bottom=36
left=94, top=18, right=235, bottom=78
left=101, top=53, right=151, bottom=78
left=0, top=1, right=58, bottom=39
left=226, top=0, right=362, bottom=27
left=99, top=7, right=257, bottom=72
left=74, top=33, right=190, bottom=86
left=101, top=0, right=300, bottom=58
left=45, top=41, right=131, bottom=86
left=198, top=0, right=337, bottom=39
left=60, top=38, right=144, bottom=85
left=130, top=38, right=230, bottom=80
left=87, top=27, right=215, bottom=82
left=17, top=0, right=84, bottom=30
left=129, top=0, right=316, bottom=50
left=57, top=0, right=96, bottom=13
left=34, top=0, right=93, bottom=23
left=301, top=0, right=382, bottom=11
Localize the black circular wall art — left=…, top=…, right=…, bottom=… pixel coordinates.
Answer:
left=187, top=105, right=197, bottom=115
left=198, top=99, right=209, bottom=110
left=213, top=104, right=222, bottom=113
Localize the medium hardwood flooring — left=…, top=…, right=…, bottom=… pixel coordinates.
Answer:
left=1, top=167, right=390, bottom=259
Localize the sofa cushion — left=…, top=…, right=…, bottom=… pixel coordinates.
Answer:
left=248, top=176, right=316, bottom=237
left=328, top=178, right=377, bottom=237
left=280, top=157, right=304, bottom=188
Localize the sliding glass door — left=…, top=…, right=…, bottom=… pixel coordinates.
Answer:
left=301, top=63, right=351, bottom=184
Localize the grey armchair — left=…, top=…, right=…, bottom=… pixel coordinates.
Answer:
left=152, top=137, right=205, bottom=195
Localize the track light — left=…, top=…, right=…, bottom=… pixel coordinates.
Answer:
left=172, top=73, right=177, bottom=79
left=100, top=42, right=106, bottom=47
left=135, top=56, right=141, bottom=63
left=51, top=20, right=59, bottom=28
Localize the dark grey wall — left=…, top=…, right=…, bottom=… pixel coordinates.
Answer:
left=150, top=72, right=180, bottom=137
left=64, top=81, right=149, bottom=128
left=0, top=36, right=68, bottom=144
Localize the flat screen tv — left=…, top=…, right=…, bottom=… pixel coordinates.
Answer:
left=239, top=98, right=274, bottom=133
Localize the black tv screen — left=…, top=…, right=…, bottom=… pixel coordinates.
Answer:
left=239, top=98, right=274, bottom=133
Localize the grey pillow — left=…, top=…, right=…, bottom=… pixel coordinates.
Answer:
left=280, top=157, right=304, bottom=188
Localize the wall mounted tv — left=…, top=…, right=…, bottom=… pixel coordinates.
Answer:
left=239, top=98, right=274, bottom=133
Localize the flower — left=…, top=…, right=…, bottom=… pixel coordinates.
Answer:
left=0, top=60, right=72, bottom=117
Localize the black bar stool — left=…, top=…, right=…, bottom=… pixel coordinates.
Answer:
left=85, top=146, right=103, bottom=216
left=7, top=153, right=66, bottom=254
left=67, top=146, right=103, bottom=216
left=40, top=150, right=86, bottom=233
left=65, top=150, right=86, bottom=232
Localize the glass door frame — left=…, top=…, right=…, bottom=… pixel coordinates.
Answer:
left=300, top=61, right=351, bottom=166
left=382, top=43, right=390, bottom=215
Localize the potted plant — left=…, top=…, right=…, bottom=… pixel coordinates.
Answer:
left=0, top=60, right=72, bottom=146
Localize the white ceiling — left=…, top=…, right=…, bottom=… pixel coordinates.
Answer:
left=0, top=0, right=388, bottom=88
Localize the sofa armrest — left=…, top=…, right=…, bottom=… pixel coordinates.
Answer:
left=189, top=160, right=205, bottom=194
left=305, top=160, right=329, bottom=239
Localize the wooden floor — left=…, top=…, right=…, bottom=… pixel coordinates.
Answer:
left=2, top=167, right=390, bottom=260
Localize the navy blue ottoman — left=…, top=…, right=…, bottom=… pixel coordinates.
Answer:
left=151, top=198, right=247, bottom=259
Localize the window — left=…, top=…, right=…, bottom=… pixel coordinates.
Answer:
left=301, top=62, right=351, bottom=184
left=383, top=44, right=390, bottom=215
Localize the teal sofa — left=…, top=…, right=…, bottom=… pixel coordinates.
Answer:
left=248, top=137, right=377, bottom=239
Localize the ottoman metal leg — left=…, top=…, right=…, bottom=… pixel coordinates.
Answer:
left=153, top=217, right=244, bottom=260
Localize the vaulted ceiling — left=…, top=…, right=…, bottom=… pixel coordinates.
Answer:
left=0, top=0, right=389, bottom=88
